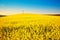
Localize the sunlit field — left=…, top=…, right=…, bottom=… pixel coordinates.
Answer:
left=0, top=14, right=60, bottom=40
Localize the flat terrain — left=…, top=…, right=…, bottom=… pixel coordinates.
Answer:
left=0, top=14, right=60, bottom=26
left=0, top=14, right=60, bottom=40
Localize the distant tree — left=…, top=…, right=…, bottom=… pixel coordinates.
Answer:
left=0, top=15, right=6, bottom=17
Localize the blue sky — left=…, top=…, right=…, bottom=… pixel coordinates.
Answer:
left=0, top=0, right=60, bottom=15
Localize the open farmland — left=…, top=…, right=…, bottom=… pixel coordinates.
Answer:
left=0, top=14, right=60, bottom=40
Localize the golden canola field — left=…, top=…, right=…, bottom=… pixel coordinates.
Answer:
left=0, top=14, right=60, bottom=40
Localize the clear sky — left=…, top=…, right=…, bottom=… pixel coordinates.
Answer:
left=0, top=0, right=60, bottom=15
